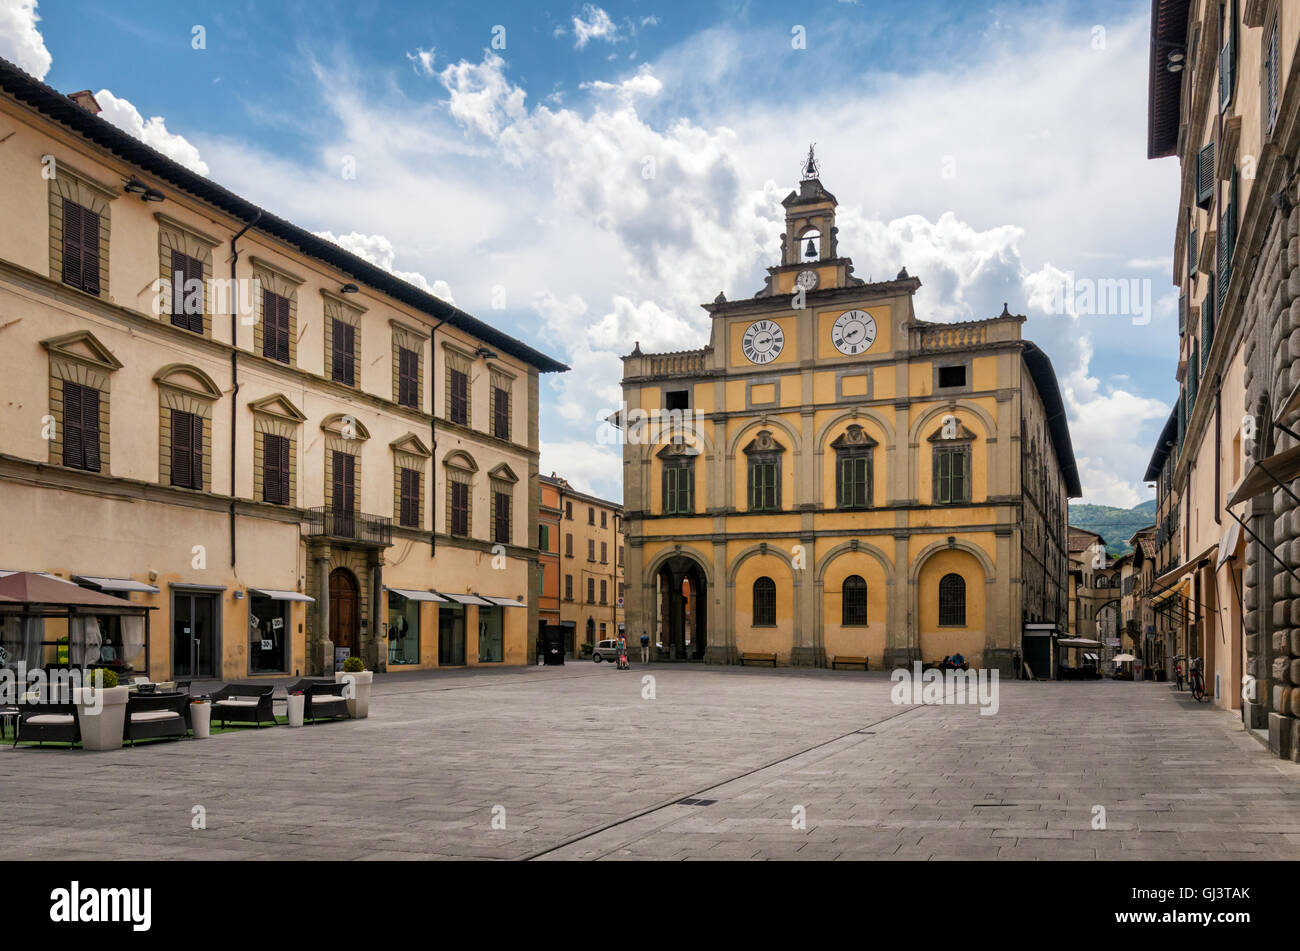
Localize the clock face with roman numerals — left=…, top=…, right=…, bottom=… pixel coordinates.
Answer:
left=832, top=309, right=877, bottom=355
left=741, top=319, right=785, bottom=365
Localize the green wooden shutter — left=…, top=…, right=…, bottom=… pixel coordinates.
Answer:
left=935, top=449, right=950, bottom=503
left=1196, top=143, right=1215, bottom=206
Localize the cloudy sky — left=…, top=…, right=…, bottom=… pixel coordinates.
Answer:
left=1, top=0, right=1177, bottom=506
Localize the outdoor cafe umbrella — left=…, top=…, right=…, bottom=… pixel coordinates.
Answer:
left=1112, top=653, right=1137, bottom=663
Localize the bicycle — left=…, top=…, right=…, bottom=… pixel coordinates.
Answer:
left=1189, top=658, right=1207, bottom=702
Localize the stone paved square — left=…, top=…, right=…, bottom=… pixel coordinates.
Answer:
left=3, top=665, right=1299, bottom=861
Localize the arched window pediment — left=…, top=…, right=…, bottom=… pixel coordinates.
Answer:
left=153, top=363, right=221, bottom=400
left=830, top=424, right=877, bottom=451
left=320, top=412, right=371, bottom=441
left=442, top=449, right=478, bottom=473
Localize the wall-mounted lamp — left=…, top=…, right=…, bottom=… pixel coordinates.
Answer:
left=141, top=187, right=165, bottom=203
left=122, top=177, right=148, bottom=195
left=474, top=346, right=498, bottom=360
left=340, top=283, right=359, bottom=294
left=234, top=590, right=245, bottom=600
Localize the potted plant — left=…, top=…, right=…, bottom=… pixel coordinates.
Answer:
left=580, top=642, right=594, bottom=658
left=285, top=688, right=305, bottom=727
left=336, top=655, right=372, bottom=718
left=73, top=668, right=129, bottom=751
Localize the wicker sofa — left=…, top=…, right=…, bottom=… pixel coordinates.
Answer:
left=286, top=679, right=351, bottom=723
left=210, top=683, right=277, bottom=728
left=123, top=693, right=190, bottom=744
left=13, top=701, right=80, bottom=747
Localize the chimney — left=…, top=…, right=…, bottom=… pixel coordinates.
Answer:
left=67, top=90, right=102, bottom=115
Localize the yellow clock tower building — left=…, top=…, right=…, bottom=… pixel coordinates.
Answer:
left=619, top=153, right=1082, bottom=674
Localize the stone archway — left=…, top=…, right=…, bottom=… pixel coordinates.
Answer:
left=654, top=554, right=709, bottom=661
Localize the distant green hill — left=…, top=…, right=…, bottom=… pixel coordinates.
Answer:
left=1070, top=499, right=1157, bottom=557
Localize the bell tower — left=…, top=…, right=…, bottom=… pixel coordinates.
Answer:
left=756, top=145, right=864, bottom=298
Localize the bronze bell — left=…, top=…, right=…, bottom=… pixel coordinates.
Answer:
left=805, top=238, right=817, bottom=258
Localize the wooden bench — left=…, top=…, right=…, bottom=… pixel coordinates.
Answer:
left=832, top=655, right=869, bottom=670
left=739, top=652, right=777, bottom=667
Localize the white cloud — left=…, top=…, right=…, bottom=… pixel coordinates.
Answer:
left=539, top=440, right=622, bottom=499
left=95, top=89, right=209, bottom=175
left=580, top=64, right=663, bottom=101
left=0, top=0, right=51, bottom=80
left=437, top=51, right=526, bottom=137
left=572, top=5, right=618, bottom=49
left=406, top=47, right=436, bottom=77
left=314, top=230, right=455, bottom=304
left=1059, top=336, right=1167, bottom=504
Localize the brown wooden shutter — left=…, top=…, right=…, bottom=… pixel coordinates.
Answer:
left=332, top=320, right=354, bottom=385
left=191, top=414, right=204, bottom=489
left=263, top=433, right=289, bottom=504
left=81, top=387, right=101, bottom=471
left=171, top=410, right=192, bottom=487
left=401, top=469, right=420, bottom=527
left=495, top=490, right=510, bottom=542
left=79, top=205, right=100, bottom=294
left=62, top=381, right=84, bottom=469
left=493, top=386, right=510, bottom=438
left=450, top=370, right=467, bottom=424
left=62, top=202, right=83, bottom=289
left=399, top=348, right=418, bottom=407
left=171, top=250, right=203, bottom=332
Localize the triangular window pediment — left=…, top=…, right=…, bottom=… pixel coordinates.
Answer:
left=389, top=432, right=431, bottom=458
left=41, top=331, right=123, bottom=372
left=248, top=392, right=306, bottom=423
left=488, top=462, right=518, bottom=484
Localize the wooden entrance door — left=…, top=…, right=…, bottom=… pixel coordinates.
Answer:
left=329, top=568, right=359, bottom=653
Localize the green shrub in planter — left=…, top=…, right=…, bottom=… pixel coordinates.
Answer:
left=85, top=668, right=119, bottom=689
left=341, top=656, right=366, bottom=673
left=580, top=642, right=593, bottom=656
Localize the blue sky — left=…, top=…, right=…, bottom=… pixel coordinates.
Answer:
left=4, top=0, right=1178, bottom=505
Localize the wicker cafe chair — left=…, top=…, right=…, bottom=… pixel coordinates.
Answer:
left=123, top=692, right=190, bottom=745
left=13, top=701, right=80, bottom=748
left=286, top=679, right=351, bottom=723
left=209, top=683, right=277, bottom=728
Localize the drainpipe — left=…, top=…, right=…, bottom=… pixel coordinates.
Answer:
left=428, top=318, right=445, bottom=557
left=228, top=211, right=261, bottom=567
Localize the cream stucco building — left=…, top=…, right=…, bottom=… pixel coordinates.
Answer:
left=0, top=59, right=565, bottom=680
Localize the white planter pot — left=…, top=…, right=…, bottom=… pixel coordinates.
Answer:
left=72, top=685, right=129, bottom=751
left=190, top=701, right=211, bottom=738
left=286, top=693, right=305, bottom=727
left=335, top=670, right=373, bottom=718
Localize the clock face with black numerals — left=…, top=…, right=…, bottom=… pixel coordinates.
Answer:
left=741, top=319, right=784, bottom=364
left=831, top=309, right=877, bottom=356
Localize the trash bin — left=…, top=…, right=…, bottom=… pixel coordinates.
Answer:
left=190, top=699, right=211, bottom=738
left=286, top=692, right=305, bottom=727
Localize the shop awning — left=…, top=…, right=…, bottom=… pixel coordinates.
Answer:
left=480, top=595, right=526, bottom=608
left=1058, top=638, right=1101, bottom=647
left=0, top=569, right=68, bottom=582
left=1227, top=445, right=1300, bottom=507
left=248, top=588, right=315, bottom=603
left=1216, top=518, right=1243, bottom=569
left=385, top=587, right=448, bottom=602
left=1151, top=580, right=1187, bottom=606
left=74, top=575, right=161, bottom=594
left=436, top=592, right=493, bottom=606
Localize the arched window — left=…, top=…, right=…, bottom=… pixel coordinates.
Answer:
left=938, top=573, right=966, bottom=626
left=842, top=575, right=868, bottom=625
left=753, top=576, right=776, bottom=626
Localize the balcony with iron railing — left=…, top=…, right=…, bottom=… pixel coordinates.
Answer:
left=305, top=506, right=393, bottom=548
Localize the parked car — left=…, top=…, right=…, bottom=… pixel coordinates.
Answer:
left=592, top=639, right=621, bottom=663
